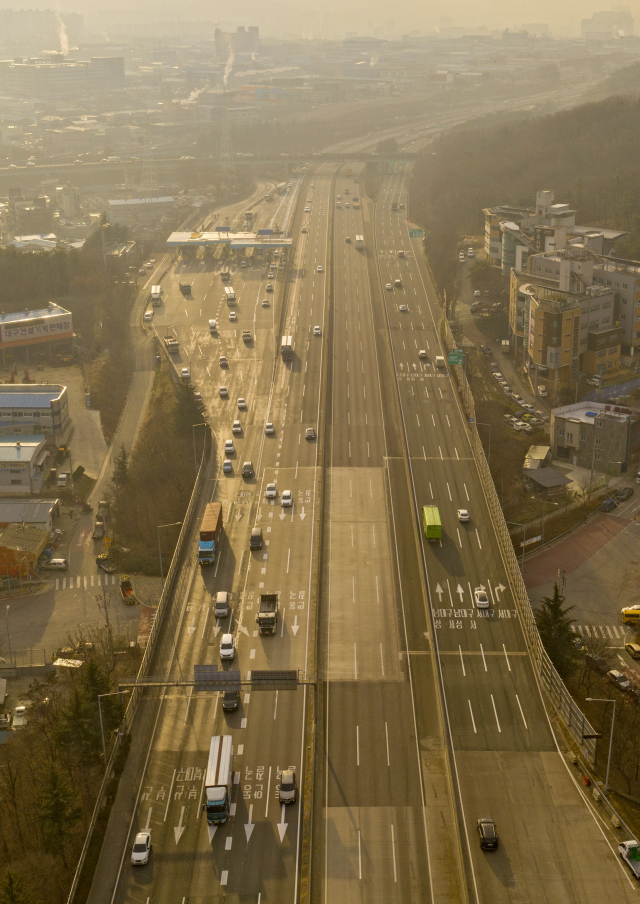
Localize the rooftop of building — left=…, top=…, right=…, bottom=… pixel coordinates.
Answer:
left=0, top=305, right=70, bottom=324
left=108, top=196, right=174, bottom=207
left=0, top=498, right=57, bottom=522
left=0, top=435, right=46, bottom=462
left=552, top=401, right=635, bottom=424
left=0, top=387, right=64, bottom=407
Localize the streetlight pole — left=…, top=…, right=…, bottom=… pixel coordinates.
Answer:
left=507, top=520, right=527, bottom=573
left=192, top=422, right=207, bottom=476
left=586, top=697, right=616, bottom=795
left=5, top=604, right=11, bottom=665
left=97, top=690, right=130, bottom=771
left=157, top=522, right=182, bottom=584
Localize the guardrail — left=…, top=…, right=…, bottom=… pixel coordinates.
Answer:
left=442, top=324, right=598, bottom=766
left=65, top=430, right=211, bottom=904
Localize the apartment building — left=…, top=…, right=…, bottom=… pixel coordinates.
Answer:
left=551, top=401, right=640, bottom=474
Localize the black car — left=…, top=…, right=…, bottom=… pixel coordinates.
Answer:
left=222, top=690, right=239, bottom=712
left=615, top=487, right=634, bottom=502
left=477, top=818, right=499, bottom=850
left=601, top=498, right=618, bottom=512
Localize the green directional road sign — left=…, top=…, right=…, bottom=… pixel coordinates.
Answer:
left=448, top=349, right=464, bottom=366
left=409, top=229, right=424, bottom=238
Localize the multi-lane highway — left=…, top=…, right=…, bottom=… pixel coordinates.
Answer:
left=89, top=156, right=640, bottom=904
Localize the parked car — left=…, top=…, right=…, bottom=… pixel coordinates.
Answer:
left=615, top=487, right=634, bottom=502
left=601, top=498, right=617, bottom=512
left=607, top=669, right=631, bottom=691
left=625, top=642, right=640, bottom=659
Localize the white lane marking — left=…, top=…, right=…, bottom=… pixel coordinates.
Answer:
left=516, top=695, right=528, bottom=729
left=221, top=871, right=228, bottom=885
left=356, top=725, right=360, bottom=766
left=447, top=483, right=452, bottom=501
left=455, top=448, right=459, bottom=460
left=439, top=446, right=443, bottom=460
left=358, top=830, right=362, bottom=880
left=490, top=694, right=502, bottom=733
left=475, top=529, right=482, bottom=549
left=354, top=642, right=358, bottom=680
left=422, top=445, right=426, bottom=459
left=225, top=837, right=232, bottom=851
left=164, top=769, right=176, bottom=822
left=144, top=808, right=152, bottom=830
left=459, top=645, right=466, bottom=676
left=250, top=650, right=256, bottom=660
left=429, top=482, right=433, bottom=498
left=503, top=644, right=511, bottom=671
left=274, top=691, right=279, bottom=719
left=265, top=765, right=272, bottom=818
left=385, top=722, right=390, bottom=766
left=201, top=606, right=210, bottom=639
left=431, top=414, right=435, bottom=427
left=287, top=548, right=290, bottom=573
left=468, top=700, right=477, bottom=733
left=480, top=644, right=487, bottom=671
left=416, top=414, right=420, bottom=427
left=457, top=528, right=462, bottom=547
left=380, top=642, right=385, bottom=677
left=391, top=824, right=398, bottom=883
left=446, top=415, right=450, bottom=427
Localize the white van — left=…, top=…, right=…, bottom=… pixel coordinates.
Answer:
left=43, top=558, right=68, bottom=571
left=435, top=355, right=446, bottom=369
left=57, top=473, right=69, bottom=487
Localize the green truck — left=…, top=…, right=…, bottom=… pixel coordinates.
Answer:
left=422, top=506, right=442, bottom=542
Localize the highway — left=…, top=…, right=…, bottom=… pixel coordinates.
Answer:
left=89, top=155, right=640, bottom=904
left=366, top=167, right=638, bottom=902
left=92, top=167, right=334, bottom=904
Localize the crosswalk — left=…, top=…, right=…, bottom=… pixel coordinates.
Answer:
left=575, top=623, right=626, bottom=641
left=54, top=574, right=118, bottom=591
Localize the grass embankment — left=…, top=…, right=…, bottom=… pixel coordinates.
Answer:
left=109, top=361, right=206, bottom=575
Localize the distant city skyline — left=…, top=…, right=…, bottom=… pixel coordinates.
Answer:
left=0, top=0, right=637, bottom=41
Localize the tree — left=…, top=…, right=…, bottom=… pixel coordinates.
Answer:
left=0, top=872, right=32, bottom=904
left=579, top=627, right=612, bottom=694
left=535, top=583, right=581, bottom=677
left=38, top=764, right=81, bottom=864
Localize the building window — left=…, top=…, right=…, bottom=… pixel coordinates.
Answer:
left=597, top=421, right=603, bottom=428
left=597, top=350, right=606, bottom=357
left=623, top=283, right=628, bottom=289
left=595, top=438, right=601, bottom=445
left=594, top=453, right=601, bottom=461
left=11, top=412, right=21, bottom=417
left=566, top=432, right=573, bottom=443
left=557, top=429, right=564, bottom=437
left=10, top=479, right=21, bottom=485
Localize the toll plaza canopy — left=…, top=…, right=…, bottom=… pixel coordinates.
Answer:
left=167, top=231, right=293, bottom=250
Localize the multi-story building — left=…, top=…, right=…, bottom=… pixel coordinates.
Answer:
left=0, top=384, right=71, bottom=444
left=551, top=401, right=640, bottom=474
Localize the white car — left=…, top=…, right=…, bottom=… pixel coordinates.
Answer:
left=223, top=459, right=232, bottom=473
left=492, top=372, right=503, bottom=380
left=317, top=265, right=324, bottom=273
left=224, top=439, right=234, bottom=454
left=232, top=420, right=242, bottom=434
left=419, top=349, right=427, bottom=359
left=459, top=252, right=465, bottom=262
left=209, top=319, right=217, bottom=333
left=457, top=509, right=470, bottom=522
left=399, top=304, right=408, bottom=312
left=219, top=385, right=228, bottom=397
left=220, top=633, right=235, bottom=660
left=265, top=422, right=275, bottom=435
left=229, top=311, right=237, bottom=322
left=521, top=403, right=536, bottom=413
left=180, top=368, right=190, bottom=381
left=145, top=261, right=153, bottom=269
left=266, top=483, right=277, bottom=498
left=131, top=832, right=151, bottom=866
left=474, top=589, right=490, bottom=609
left=305, top=207, right=310, bottom=212
left=313, top=326, right=321, bottom=336
left=281, top=490, right=293, bottom=507
left=237, top=398, right=247, bottom=410
left=386, top=283, right=392, bottom=290
left=262, top=298, right=270, bottom=306
left=143, top=311, right=153, bottom=322
left=473, top=290, right=481, bottom=297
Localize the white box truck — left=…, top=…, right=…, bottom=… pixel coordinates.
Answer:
left=355, top=235, right=364, bottom=250
left=150, top=286, right=163, bottom=306
left=203, top=735, right=233, bottom=825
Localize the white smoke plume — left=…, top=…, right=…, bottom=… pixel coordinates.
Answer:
left=55, top=10, right=69, bottom=55
left=186, top=85, right=207, bottom=103
left=223, top=47, right=235, bottom=86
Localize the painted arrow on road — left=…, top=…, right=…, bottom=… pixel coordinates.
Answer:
left=456, top=584, right=464, bottom=602
left=435, top=583, right=444, bottom=602
left=299, top=507, right=306, bottom=521
left=399, top=363, right=405, bottom=371
left=291, top=616, right=300, bottom=637
left=238, top=624, right=250, bottom=637
left=412, top=363, right=417, bottom=370
left=188, top=626, right=195, bottom=636
left=494, top=583, right=506, bottom=601
left=174, top=806, right=186, bottom=844
left=212, top=626, right=221, bottom=637
left=245, top=803, right=255, bottom=842
left=235, top=512, right=244, bottom=522
left=207, top=824, right=217, bottom=843
left=277, top=803, right=288, bottom=842
left=279, top=513, right=286, bottom=521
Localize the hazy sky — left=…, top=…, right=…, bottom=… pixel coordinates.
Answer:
left=19, top=0, right=640, bottom=39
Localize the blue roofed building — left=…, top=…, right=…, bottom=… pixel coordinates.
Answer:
left=0, top=384, right=71, bottom=444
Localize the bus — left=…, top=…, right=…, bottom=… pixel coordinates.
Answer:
left=224, top=285, right=236, bottom=304
left=422, top=506, right=442, bottom=542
